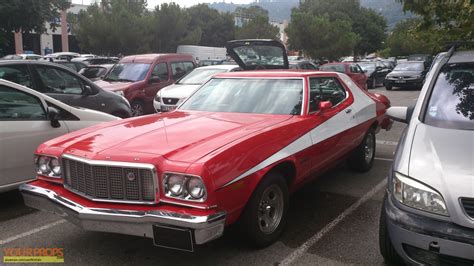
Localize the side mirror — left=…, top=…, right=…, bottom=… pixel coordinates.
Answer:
left=387, top=106, right=415, bottom=124
left=318, top=101, right=333, bottom=112
left=149, top=77, right=160, bottom=84
left=83, top=85, right=93, bottom=96
left=47, top=107, right=61, bottom=128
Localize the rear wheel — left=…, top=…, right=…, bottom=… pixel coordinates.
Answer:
left=130, top=100, right=145, bottom=117
left=348, top=128, right=375, bottom=172
left=379, top=196, right=405, bottom=265
left=239, top=172, right=289, bottom=248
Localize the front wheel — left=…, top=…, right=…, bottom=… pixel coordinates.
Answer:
left=239, top=172, right=289, bottom=248
left=347, top=128, right=375, bottom=172
left=379, top=196, right=404, bottom=265
left=130, top=100, right=145, bottom=117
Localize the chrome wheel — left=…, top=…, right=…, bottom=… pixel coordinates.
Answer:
left=364, top=132, right=375, bottom=164
left=131, top=102, right=144, bottom=116
left=258, top=184, right=284, bottom=235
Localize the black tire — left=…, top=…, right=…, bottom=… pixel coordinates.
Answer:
left=348, top=128, right=375, bottom=172
left=238, top=172, right=289, bottom=248
left=368, top=78, right=375, bottom=89
left=379, top=196, right=405, bottom=265
left=130, top=100, right=145, bottom=117
left=386, top=86, right=392, bottom=90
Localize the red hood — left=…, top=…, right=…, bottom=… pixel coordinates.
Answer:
left=94, top=80, right=135, bottom=91
left=42, top=111, right=292, bottom=163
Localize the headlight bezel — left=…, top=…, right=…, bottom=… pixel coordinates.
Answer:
left=35, top=154, right=62, bottom=180
left=392, top=172, right=449, bottom=216
left=163, top=172, right=207, bottom=202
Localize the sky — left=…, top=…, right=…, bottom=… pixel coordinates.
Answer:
left=72, top=0, right=255, bottom=8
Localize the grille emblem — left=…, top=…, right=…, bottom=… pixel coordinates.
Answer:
left=168, top=99, right=172, bottom=103
left=127, top=171, right=136, bottom=181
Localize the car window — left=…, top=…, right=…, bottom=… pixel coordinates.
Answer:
left=171, top=62, right=187, bottom=80
left=46, top=101, right=79, bottom=121
left=36, top=66, right=84, bottom=95
left=183, top=62, right=195, bottom=72
left=350, top=64, right=361, bottom=73
left=0, top=65, right=33, bottom=88
left=0, top=85, right=46, bottom=120
left=424, top=63, right=474, bottom=130
left=151, top=63, right=169, bottom=81
left=180, top=78, right=303, bottom=115
left=79, top=67, right=106, bottom=79
left=308, top=77, right=347, bottom=112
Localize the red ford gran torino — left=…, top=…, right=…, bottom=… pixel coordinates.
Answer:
left=20, top=40, right=392, bottom=251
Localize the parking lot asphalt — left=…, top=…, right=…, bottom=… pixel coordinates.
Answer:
left=0, top=86, right=420, bottom=265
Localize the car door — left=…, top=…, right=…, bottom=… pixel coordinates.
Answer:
left=0, top=84, right=68, bottom=190
left=348, top=64, right=366, bottom=89
left=33, top=64, right=99, bottom=110
left=307, top=76, right=355, bottom=170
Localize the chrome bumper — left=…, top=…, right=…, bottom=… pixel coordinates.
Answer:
left=19, top=183, right=226, bottom=246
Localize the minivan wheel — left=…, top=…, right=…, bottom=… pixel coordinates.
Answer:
left=379, top=196, right=404, bottom=265
left=130, top=100, right=145, bottom=117
left=239, top=172, right=289, bottom=248
left=348, top=128, right=375, bottom=172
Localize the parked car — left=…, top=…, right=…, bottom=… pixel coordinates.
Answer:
left=72, top=57, right=118, bottom=65
left=0, top=60, right=132, bottom=118
left=2, top=54, right=42, bottom=60
left=54, top=60, right=87, bottom=72
left=79, top=64, right=114, bottom=82
left=384, top=61, right=427, bottom=90
left=20, top=39, right=392, bottom=252
left=358, top=61, right=391, bottom=89
left=154, top=64, right=241, bottom=112
left=0, top=79, right=119, bottom=193
left=408, top=53, right=433, bottom=68
left=42, top=52, right=80, bottom=62
left=95, top=54, right=196, bottom=116
left=289, top=60, right=318, bottom=70
left=379, top=48, right=474, bottom=264
left=319, top=62, right=368, bottom=90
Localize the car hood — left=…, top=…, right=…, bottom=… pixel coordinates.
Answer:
left=387, top=70, right=422, bottom=77
left=46, top=111, right=292, bottom=163
left=160, top=84, right=201, bottom=99
left=409, top=123, right=473, bottom=199
left=95, top=80, right=135, bottom=91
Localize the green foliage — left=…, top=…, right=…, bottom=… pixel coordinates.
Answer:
left=234, top=6, right=279, bottom=39
left=286, top=0, right=386, bottom=59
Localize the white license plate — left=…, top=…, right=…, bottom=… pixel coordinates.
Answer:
left=161, top=106, right=176, bottom=112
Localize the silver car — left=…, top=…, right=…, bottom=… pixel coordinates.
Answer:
left=379, top=49, right=474, bottom=264
left=153, top=64, right=240, bottom=112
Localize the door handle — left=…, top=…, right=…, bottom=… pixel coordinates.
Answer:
left=345, top=109, right=352, bottom=114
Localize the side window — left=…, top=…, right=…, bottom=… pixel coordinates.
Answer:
left=171, top=62, right=194, bottom=80
left=36, top=66, right=84, bottom=95
left=0, top=85, right=46, bottom=120
left=151, top=63, right=169, bottom=81
left=183, top=62, right=195, bottom=73
left=0, top=65, right=33, bottom=88
left=46, top=101, right=79, bottom=120
left=350, top=64, right=360, bottom=73
left=308, top=77, right=347, bottom=112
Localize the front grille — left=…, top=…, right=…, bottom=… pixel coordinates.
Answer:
left=460, top=198, right=474, bottom=218
left=162, top=97, right=180, bottom=105
left=63, top=156, right=156, bottom=203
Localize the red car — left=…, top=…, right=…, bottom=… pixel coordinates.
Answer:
left=20, top=40, right=391, bottom=251
left=95, top=54, right=196, bottom=116
left=319, top=62, right=369, bottom=90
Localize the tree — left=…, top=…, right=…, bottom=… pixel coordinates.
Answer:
left=286, top=13, right=359, bottom=60
left=286, top=0, right=386, bottom=58
left=234, top=6, right=279, bottom=40
left=398, top=0, right=473, bottom=41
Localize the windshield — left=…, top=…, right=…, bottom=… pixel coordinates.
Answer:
left=424, top=63, right=474, bottom=130
left=319, top=64, right=345, bottom=73
left=234, top=45, right=285, bottom=67
left=104, top=63, right=150, bottom=82
left=80, top=67, right=106, bottom=78
left=394, top=62, right=424, bottom=71
left=177, top=68, right=229, bottom=85
left=358, top=63, right=375, bottom=71
left=179, top=78, right=303, bottom=115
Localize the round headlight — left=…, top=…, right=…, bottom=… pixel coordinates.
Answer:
left=167, top=175, right=185, bottom=196
left=38, top=156, right=51, bottom=174
left=187, top=177, right=205, bottom=199
left=50, top=158, right=61, bottom=176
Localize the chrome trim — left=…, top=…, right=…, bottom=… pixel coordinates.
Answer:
left=162, top=172, right=207, bottom=203
left=19, top=183, right=226, bottom=246
left=62, top=154, right=159, bottom=205
left=35, top=154, right=62, bottom=180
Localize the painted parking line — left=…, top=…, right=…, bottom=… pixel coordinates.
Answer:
left=0, top=220, right=65, bottom=245
left=279, top=179, right=388, bottom=265
left=376, top=140, right=398, bottom=146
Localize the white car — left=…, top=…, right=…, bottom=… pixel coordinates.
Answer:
left=154, top=64, right=240, bottom=112
left=0, top=79, right=119, bottom=192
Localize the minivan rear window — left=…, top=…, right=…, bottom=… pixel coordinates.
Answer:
left=424, top=63, right=474, bottom=130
